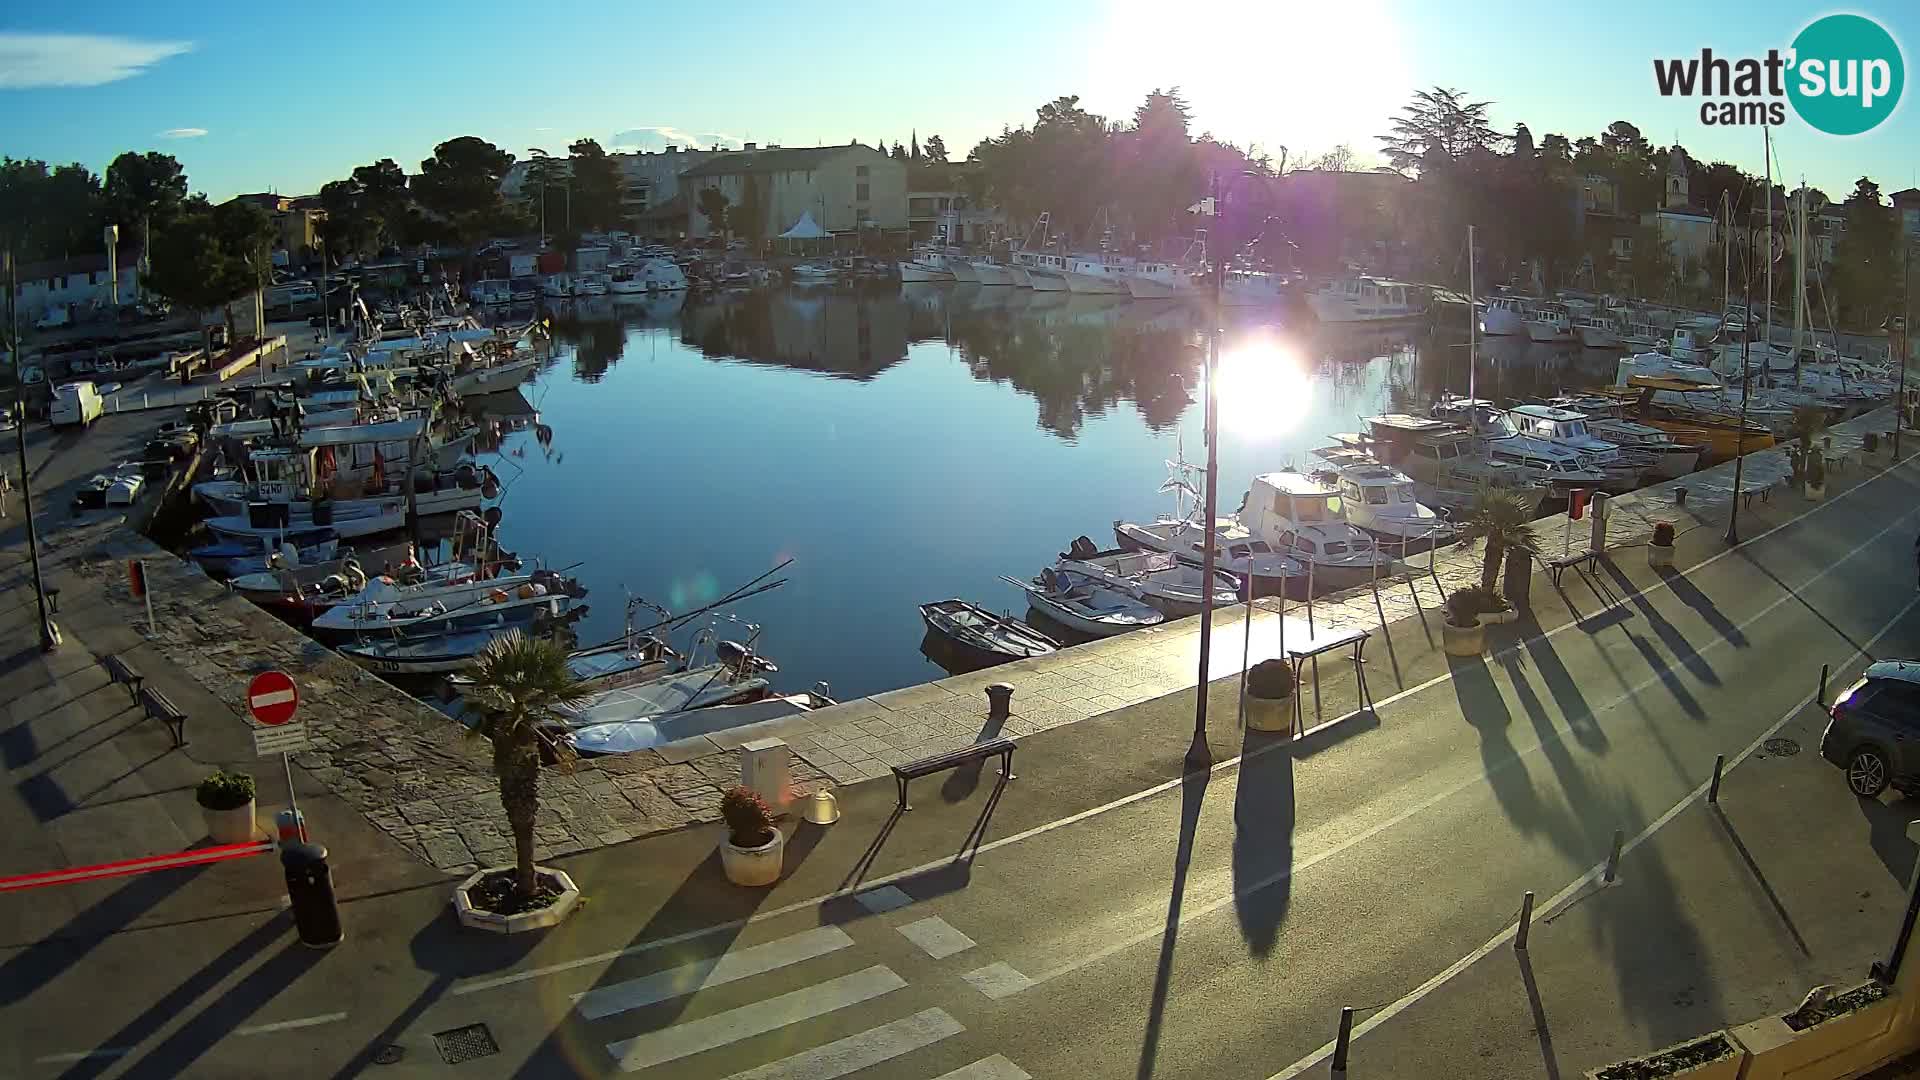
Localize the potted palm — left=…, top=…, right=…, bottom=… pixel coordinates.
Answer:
left=197, top=769, right=257, bottom=843
left=720, top=786, right=784, bottom=886
left=1454, top=491, right=1539, bottom=618
left=1243, top=659, right=1296, bottom=733
left=1648, top=520, right=1677, bottom=568
left=453, top=630, right=589, bottom=933
left=1443, top=588, right=1490, bottom=656
left=1787, top=406, right=1826, bottom=487
left=1804, top=451, right=1828, bottom=500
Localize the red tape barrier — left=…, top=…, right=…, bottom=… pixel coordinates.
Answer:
left=0, top=840, right=276, bottom=892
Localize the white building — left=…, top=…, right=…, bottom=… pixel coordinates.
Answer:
left=13, top=252, right=141, bottom=323
left=498, top=146, right=720, bottom=222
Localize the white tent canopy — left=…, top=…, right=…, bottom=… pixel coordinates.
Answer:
left=779, top=212, right=827, bottom=240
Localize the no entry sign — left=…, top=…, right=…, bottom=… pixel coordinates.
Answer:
left=247, top=670, right=300, bottom=726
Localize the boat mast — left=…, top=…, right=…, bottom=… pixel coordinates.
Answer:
left=1763, top=128, right=1774, bottom=362
left=1467, top=224, right=1477, bottom=411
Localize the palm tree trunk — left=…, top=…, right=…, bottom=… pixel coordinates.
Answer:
left=493, top=727, right=541, bottom=897
left=1481, top=539, right=1503, bottom=593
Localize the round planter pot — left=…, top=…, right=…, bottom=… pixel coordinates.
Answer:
left=1244, top=692, right=1293, bottom=733
left=1805, top=481, right=1827, bottom=501
left=1441, top=619, right=1485, bottom=657
left=721, top=828, right=785, bottom=887
left=1647, top=542, right=1675, bottom=569
left=452, top=866, right=582, bottom=933
left=201, top=799, right=257, bottom=844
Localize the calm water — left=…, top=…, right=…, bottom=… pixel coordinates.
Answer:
left=472, top=285, right=1623, bottom=700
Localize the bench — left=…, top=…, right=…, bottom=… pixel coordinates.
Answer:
left=138, top=685, right=187, bottom=748
left=1284, top=628, right=1374, bottom=736
left=1738, top=478, right=1781, bottom=508
left=102, top=653, right=144, bottom=702
left=892, top=737, right=1015, bottom=811
left=1545, top=550, right=1597, bottom=586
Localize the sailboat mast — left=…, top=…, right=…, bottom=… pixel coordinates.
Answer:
left=1467, top=224, right=1477, bottom=407
left=1763, top=128, right=1773, bottom=358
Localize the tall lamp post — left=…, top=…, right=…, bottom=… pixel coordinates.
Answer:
left=4, top=249, right=61, bottom=651
left=1896, top=235, right=1912, bottom=463
left=1727, top=133, right=1772, bottom=547
left=1190, top=172, right=1224, bottom=771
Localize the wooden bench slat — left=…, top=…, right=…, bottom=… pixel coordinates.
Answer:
left=891, top=737, right=1016, bottom=810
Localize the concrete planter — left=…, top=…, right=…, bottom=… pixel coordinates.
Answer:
left=1442, top=619, right=1485, bottom=656
left=1804, top=480, right=1827, bottom=501
left=201, top=799, right=257, bottom=844
left=1732, top=982, right=1899, bottom=1080
left=720, top=828, right=785, bottom=887
left=1244, top=692, right=1293, bottom=733
left=453, top=866, right=582, bottom=933
left=1584, top=1031, right=1746, bottom=1080
left=1647, top=542, right=1675, bottom=569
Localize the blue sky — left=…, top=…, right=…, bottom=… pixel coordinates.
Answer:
left=2, top=0, right=1914, bottom=202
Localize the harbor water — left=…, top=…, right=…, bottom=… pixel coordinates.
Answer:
left=475, top=284, right=1626, bottom=700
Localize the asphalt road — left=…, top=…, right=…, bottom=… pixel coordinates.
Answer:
left=9, top=450, right=1920, bottom=1080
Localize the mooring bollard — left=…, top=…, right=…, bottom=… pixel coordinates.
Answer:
left=986, top=682, right=1014, bottom=720
left=1819, top=663, right=1830, bottom=706
left=1515, top=891, right=1535, bottom=952
left=1603, top=829, right=1625, bottom=884
left=1708, top=754, right=1726, bottom=804
left=1330, top=1006, right=1355, bottom=1078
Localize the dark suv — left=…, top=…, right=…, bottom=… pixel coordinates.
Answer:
left=1821, top=661, right=1920, bottom=798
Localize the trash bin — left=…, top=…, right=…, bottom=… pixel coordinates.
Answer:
left=281, top=842, right=343, bottom=947
left=1865, top=431, right=1881, bottom=453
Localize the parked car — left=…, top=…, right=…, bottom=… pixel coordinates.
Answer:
left=1820, top=660, right=1920, bottom=797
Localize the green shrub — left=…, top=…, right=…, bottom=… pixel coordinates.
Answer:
left=1246, top=659, right=1295, bottom=699
left=1446, top=586, right=1504, bottom=627
left=197, top=769, right=255, bottom=811
left=720, top=786, right=776, bottom=847
left=1652, top=521, right=1676, bottom=546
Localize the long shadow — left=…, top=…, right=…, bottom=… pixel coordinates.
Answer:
left=56, top=911, right=291, bottom=1080
left=1707, top=806, right=1810, bottom=956
left=1135, top=764, right=1211, bottom=1080
left=1232, top=730, right=1297, bottom=957
left=1663, top=570, right=1749, bottom=648
left=1516, top=949, right=1563, bottom=1080
left=941, top=707, right=1008, bottom=804
left=1857, top=793, right=1920, bottom=884
left=1622, top=631, right=1706, bottom=721
left=862, top=777, right=1008, bottom=907
left=1450, top=656, right=1545, bottom=833
left=1599, top=562, right=1720, bottom=687
left=0, top=864, right=210, bottom=1007
left=1733, top=550, right=1872, bottom=658
left=117, top=936, right=329, bottom=1079
left=1521, top=627, right=1609, bottom=753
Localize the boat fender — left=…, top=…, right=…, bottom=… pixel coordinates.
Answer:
left=455, top=463, right=479, bottom=489
left=488, top=589, right=509, bottom=604
left=483, top=506, right=503, bottom=528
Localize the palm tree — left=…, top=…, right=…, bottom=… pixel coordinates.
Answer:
left=461, top=631, right=591, bottom=898
left=1787, top=405, right=1827, bottom=481
left=1454, top=491, right=1541, bottom=594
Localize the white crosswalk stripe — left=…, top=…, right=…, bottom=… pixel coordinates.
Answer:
left=574, top=926, right=854, bottom=1019
left=933, top=1056, right=1033, bottom=1080
left=719, top=1008, right=964, bottom=1080
left=896, top=916, right=976, bottom=959
left=606, top=964, right=905, bottom=1072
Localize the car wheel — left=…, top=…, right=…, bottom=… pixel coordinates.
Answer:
left=1848, top=748, right=1892, bottom=798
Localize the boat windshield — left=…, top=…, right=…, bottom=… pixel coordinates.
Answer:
left=1364, top=486, right=1388, bottom=505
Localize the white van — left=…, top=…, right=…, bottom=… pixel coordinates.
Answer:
left=50, top=382, right=104, bottom=429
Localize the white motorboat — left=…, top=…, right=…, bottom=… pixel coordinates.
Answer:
left=1572, top=313, right=1622, bottom=349
left=1347, top=421, right=1549, bottom=517
left=449, top=355, right=538, bottom=396
left=1061, top=254, right=1134, bottom=295
left=1480, top=295, right=1529, bottom=336
left=569, top=690, right=835, bottom=756
left=1126, top=260, right=1200, bottom=300
left=311, top=569, right=578, bottom=639
left=1017, top=251, right=1072, bottom=292
left=789, top=263, right=839, bottom=282
left=1310, top=448, right=1456, bottom=550
left=1005, top=263, right=1034, bottom=287
left=1305, top=276, right=1425, bottom=323
left=1111, top=518, right=1306, bottom=598
left=899, top=246, right=955, bottom=282
left=1001, top=569, right=1163, bottom=637
left=1236, top=471, right=1394, bottom=589
left=947, top=258, right=981, bottom=283
left=1429, top=400, right=1613, bottom=491
left=1524, top=303, right=1574, bottom=343
left=1054, top=537, right=1240, bottom=618
left=1220, top=269, right=1287, bottom=308
left=971, top=259, right=1015, bottom=286
left=549, top=659, right=774, bottom=728
left=207, top=502, right=404, bottom=541
left=194, top=450, right=487, bottom=520
left=340, top=619, right=566, bottom=676
left=1585, top=417, right=1702, bottom=479
left=1504, top=404, right=1644, bottom=492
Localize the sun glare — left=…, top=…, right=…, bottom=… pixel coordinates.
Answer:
left=1212, top=340, right=1312, bottom=439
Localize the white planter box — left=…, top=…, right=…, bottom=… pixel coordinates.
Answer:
left=1584, top=1031, right=1745, bottom=1079
left=1647, top=542, right=1675, bottom=568
left=721, top=828, right=785, bottom=886
left=1733, top=983, right=1900, bottom=1080
left=1442, top=620, right=1485, bottom=657
left=201, top=799, right=257, bottom=844
left=453, top=866, right=582, bottom=933
left=1244, top=693, right=1292, bottom=733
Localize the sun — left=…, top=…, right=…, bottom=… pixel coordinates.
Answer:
left=1212, top=339, right=1312, bottom=438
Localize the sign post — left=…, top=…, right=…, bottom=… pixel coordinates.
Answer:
left=248, top=670, right=309, bottom=842
left=128, top=559, right=154, bottom=636
left=1565, top=489, right=1588, bottom=560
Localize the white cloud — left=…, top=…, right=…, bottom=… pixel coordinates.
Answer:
left=158, top=127, right=206, bottom=139
left=610, top=125, right=744, bottom=151
left=0, top=32, right=191, bottom=89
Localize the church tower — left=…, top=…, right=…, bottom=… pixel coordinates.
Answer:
left=1664, top=145, right=1691, bottom=209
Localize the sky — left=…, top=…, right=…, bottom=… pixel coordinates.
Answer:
left=1, top=0, right=1915, bottom=203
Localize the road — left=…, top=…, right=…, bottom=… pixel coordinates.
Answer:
left=7, top=451, right=1920, bottom=1079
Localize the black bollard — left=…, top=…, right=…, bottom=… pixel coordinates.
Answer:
left=282, top=842, right=343, bottom=947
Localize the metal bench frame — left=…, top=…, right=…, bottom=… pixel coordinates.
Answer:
left=1285, top=628, right=1374, bottom=736
left=892, top=737, right=1016, bottom=811
left=102, top=653, right=144, bottom=702
left=1545, top=551, right=1597, bottom=587
left=138, top=685, right=188, bottom=748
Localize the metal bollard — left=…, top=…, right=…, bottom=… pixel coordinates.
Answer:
left=1330, top=1006, right=1355, bottom=1078
left=1603, top=830, right=1625, bottom=884
left=1819, top=663, right=1830, bottom=706
left=281, top=842, right=343, bottom=947
left=1515, top=891, right=1535, bottom=951
left=1708, top=755, right=1726, bottom=804
left=986, top=682, right=1014, bottom=720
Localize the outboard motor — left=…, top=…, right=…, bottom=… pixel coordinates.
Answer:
left=1068, top=535, right=1099, bottom=559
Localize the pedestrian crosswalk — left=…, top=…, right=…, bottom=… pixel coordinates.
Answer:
left=576, top=897, right=1031, bottom=1078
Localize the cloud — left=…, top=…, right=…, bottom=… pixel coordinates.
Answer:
left=532, top=126, right=554, bottom=132
left=610, top=125, right=745, bottom=151
left=158, top=127, right=206, bottom=139
left=0, top=33, right=192, bottom=89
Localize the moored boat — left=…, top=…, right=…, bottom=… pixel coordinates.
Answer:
left=1000, top=569, right=1163, bottom=637
left=919, top=599, right=1060, bottom=670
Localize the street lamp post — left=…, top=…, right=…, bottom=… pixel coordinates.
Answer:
left=1897, top=237, right=1911, bottom=463
left=1190, top=172, right=1225, bottom=772
left=4, top=249, right=61, bottom=652
left=1725, top=219, right=1756, bottom=546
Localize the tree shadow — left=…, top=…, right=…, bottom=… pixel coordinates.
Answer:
left=1661, top=569, right=1749, bottom=648
left=117, top=933, right=330, bottom=1079
left=1599, top=563, right=1720, bottom=687
left=1520, top=627, right=1609, bottom=753
left=1135, top=764, right=1211, bottom=1080
left=1857, top=793, right=1920, bottom=885
left=1232, top=730, right=1297, bottom=958
left=0, top=862, right=210, bottom=1009
left=1622, top=631, right=1706, bottom=721
left=1450, top=656, right=1545, bottom=833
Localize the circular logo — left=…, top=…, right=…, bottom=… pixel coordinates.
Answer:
left=1787, top=14, right=1904, bottom=136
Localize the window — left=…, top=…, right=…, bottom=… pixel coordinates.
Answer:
left=855, top=165, right=869, bottom=177
left=856, top=183, right=870, bottom=201
left=1365, top=487, right=1388, bottom=505
left=1296, top=538, right=1320, bottom=553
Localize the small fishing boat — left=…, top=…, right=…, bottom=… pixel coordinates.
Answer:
left=1236, top=471, right=1395, bottom=589
left=1310, top=449, right=1457, bottom=551
left=230, top=556, right=480, bottom=620
left=918, top=599, right=1060, bottom=670
left=339, top=620, right=558, bottom=676
left=1000, top=569, right=1164, bottom=638
left=189, top=525, right=340, bottom=578
left=549, top=649, right=777, bottom=728
left=1054, top=537, right=1240, bottom=618
left=310, top=569, right=579, bottom=640
left=568, top=688, right=837, bottom=756
left=206, top=502, right=405, bottom=541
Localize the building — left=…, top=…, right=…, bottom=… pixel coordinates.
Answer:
left=1641, top=147, right=1716, bottom=278
left=907, top=163, right=1002, bottom=245
left=677, top=143, right=907, bottom=245
left=1893, top=188, right=1920, bottom=241
left=11, top=251, right=141, bottom=322
left=223, top=193, right=324, bottom=266
left=498, top=146, right=720, bottom=232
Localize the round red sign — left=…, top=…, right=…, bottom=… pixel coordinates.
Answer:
left=247, top=670, right=300, bottom=726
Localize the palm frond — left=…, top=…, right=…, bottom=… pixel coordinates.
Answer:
left=461, top=630, right=593, bottom=739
